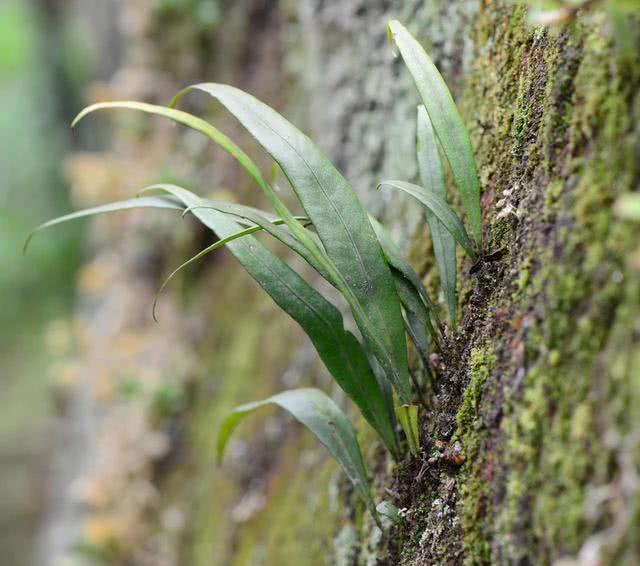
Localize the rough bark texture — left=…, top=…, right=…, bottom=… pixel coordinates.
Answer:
left=43, top=1, right=639, bottom=564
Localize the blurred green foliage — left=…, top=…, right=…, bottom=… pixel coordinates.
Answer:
left=0, top=1, right=87, bottom=563
left=0, top=1, right=83, bottom=341
left=0, top=3, right=35, bottom=75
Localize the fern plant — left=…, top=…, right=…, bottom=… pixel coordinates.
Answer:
left=27, top=21, right=482, bottom=522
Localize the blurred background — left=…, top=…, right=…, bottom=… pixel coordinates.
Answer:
left=0, top=0, right=92, bottom=562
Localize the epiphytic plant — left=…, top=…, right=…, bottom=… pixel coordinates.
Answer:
left=27, top=21, right=483, bottom=522
left=382, top=20, right=483, bottom=329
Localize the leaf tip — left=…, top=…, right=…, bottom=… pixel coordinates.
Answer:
left=71, top=106, right=92, bottom=128
left=22, top=232, right=35, bottom=255
left=386, top=20, right=401, bottom=56
left=169, top=86, right=192, bottom=109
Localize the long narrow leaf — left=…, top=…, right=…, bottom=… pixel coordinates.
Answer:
left=24, top=196, right=183, bottom=253
left=152, top=220, right=294, bottom=321
left=394, top=273, right=436, bottom=366
left=73, top=102, right=321, bottom=260
left=73, top=102, right=347, bottom=340
left=378, top=180, right=477, bottom=260
left=369, top=216, right=440, bottom=325
left=417, top=106, right=458, bottom=328
left=142, top=184, right=335, bottom=285
left=217, top=388, right=377, bottom=518
left=147, top=184, right=399, bottom=456
left=388, top=20, right=482, bottom=248
left=394, top=403, right=420, bottom=457
left=172, top=84, right=411, bottom=403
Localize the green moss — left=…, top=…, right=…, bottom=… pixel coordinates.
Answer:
left=399, top=3, right=640, bottom=564
left=457, top=346, right=496, bottom=432
left=456, top=345, right=496, bottom=566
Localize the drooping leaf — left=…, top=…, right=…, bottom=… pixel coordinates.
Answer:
left=417, top=105, right=458, bottom=328
left=188, top=204, right=333, bottom=283
left=146, top=184, right=399, bottom=456
left=73, top=101, right=319, bottom=258
left=217, top=388, right=377, bottom=518
left=24, top=196, right=183, bottom=253
left=378, top=180, right=477, bottom=260
left=171, top=84, right=412, bottom=403
left=387, top=20, right=482, bottom=248
left=142, top=183, right=336, bottom=285
left=152, top=219, right=298, bottom=321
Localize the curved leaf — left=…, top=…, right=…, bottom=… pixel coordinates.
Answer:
left=417, top=105, right=458, bottom=327
left=152, top=220, right=292, bottom=321
left=24, top=196, right=183, bottom=253
left=172, top=84, right=411, bottom=403
left=147, top=184, right=398, bottom=456
left=217, top=388, right=376, bottom=517
left=142, top=183, right=335, bottom=285
left=378, top=180, right=477, bottom=260
left=388, top=20, right=482, bottom=248
left=74, top=102, right=320, bottom=259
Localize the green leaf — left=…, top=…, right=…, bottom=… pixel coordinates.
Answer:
left=369, top=216, right=440, bottom=328
left=417, top=105, right=458, bottom=328
left=146, top=184, right=399, bottom=456
left=142, top=183, right=336, bottom=286
left=75, top=101, right=349, bottom=292
left=74, top=103, right=318, bottom=261
left=393, top=273, right=435, bottom=367
left=188, top=203, right=334, bottom=283
left=152, top=219, right=297, bottom=321
left=388, top=20, right=482, bottom=248
left=217, top=388, right=377, bottom=518
left=394, top=403, right=420, bottom=457
left=73, top=102, right=268, bottom=194
left=368, top=216, right=439, bottom=359
left=24, top=196, right=183, bottom=253
left=171, top=85, right=411, bottom=404
left=71, top=100, right=403, bottom=450
left=378, top=180, right=477, bottom=260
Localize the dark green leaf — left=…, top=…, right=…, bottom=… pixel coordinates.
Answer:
left=217, top=387, right=377, bottom=517
left=388, top=20, right=482, bottom=248
left=369, top=217, right=439, bottom=356
left=369, top=216, right=440, bottom=326
left=148, top=184, right=399, bottom=456
left=393, top=272, right=436, bottom=367
left=378, top=180, right=477, bottom=260
left=171, top=84, right=411, bottom=403
left=417, top=105, right=458, bottom=327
